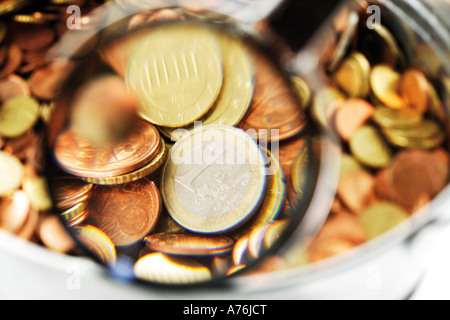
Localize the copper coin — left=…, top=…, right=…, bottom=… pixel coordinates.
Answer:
left=274, top=135, right=309, bottom=176
left=38, top=215, right=76, bottom=254
left=0, top=74, right=30, bottom=102
left=0, top=45, right=23, bottom=78
left=337, top=170, right=376, bottom=215
left=29, top=59, right=74, bottom=100
left=238, top=47, right=306, bottom=141
left=334, top=99, right=375, bottom=141
left=315, top=211, right=367, bottom=245
left=54, top=120, right=161, bottom=179
left=11, top=22, right=55, bottom=51
left=308, top=237, right=356, bottom=263
left=0, top=190, right=30, bottom=234
left=52, top=176, right=93, bottom=210
left=388, top=149, right=448, bottom=209
left=86, top=177, right=162, bottom=246
left=144, top=233, right=234, bottom=256
left=16, top=208, right=39, bottom=241
left=400, top=69, right=429, bottom=115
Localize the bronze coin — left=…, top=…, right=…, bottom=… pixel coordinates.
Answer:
left=144, top=233, right=234, bottom=256
left=334, top=99, right=375, bottom=141
left=238, top=47, right=306, bottom=141
left=0, top=190, right=30, bottom=234
left=86, top=177, right=162, bottom=246
left=388, top=149, right=448, bottom=210
left=38, top=214, right=76, bottom=254
left=0, top=45, right=23, bottom=78
left=29, top=59, right=74, bottom=100
left=52, top=176, right=93, bottom=210
left=337, top=170, right=376, bottom=215
left=0, top=74, right=30, bottom=102
left=54, top=119, right=161, bottom=179
left=400, top=69, right=429, bottom=115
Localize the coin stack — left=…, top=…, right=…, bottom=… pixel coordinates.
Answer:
left=0, top=0, right=110, bottom=255
left=50, top=11, right=310, bottom=284
left=303, top=5, right=450, bottom=263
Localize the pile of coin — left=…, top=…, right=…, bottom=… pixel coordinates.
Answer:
left=49, top=11, right=312, bottom=284
left=303, top=5, right=449, bottom=263
left=0, top=0, right=110, bottom=255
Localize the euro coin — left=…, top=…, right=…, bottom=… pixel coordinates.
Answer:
left=144, top=233, right=234, bottom=256
left=0, top=96, right=39, bottom=138
left=54, top=119, right=161, bottom=179
left=73, top=225, right=117, bottom=266
left=161, top=124, right=267, bottom=234
left=349, top=125, right=392, bottom=168
left=0, top=151, right=24, bottom=196
left=370, top=65, right=405, bottom=109
left=126, top=24, right=223, bottom=127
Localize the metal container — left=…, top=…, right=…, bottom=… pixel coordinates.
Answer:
left=0, top=0, right=449, bottom=300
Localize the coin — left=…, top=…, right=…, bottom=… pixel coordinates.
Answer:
left=400, top=69, right=429, bottom=115
left=263, top=220, right=289, bottom=250
left=0, top=45, right=22, bottom=78
left=28, top=59, right=74, bottom=101
left=291, top=76, right=311, bottom=110
left=334, top=52, right=371, bottom=98
left=126, top=24, right=223, bottom=127
left=86, top=177, right=161, bottom=246
left=0, top=96, right=39, bottom=138
left=162, top=125, right=267, bottom=234
left=11, top=22, right=55, bottom=51
left=248, top=224, right=271, bottom=260
left=315, top=211, right=367, bottom=245
left=334, top=98, right=375, bottom=141
left=16, top=207, right=38, bottom=241
left=337, top=170, right=376, bottom=214
left=60, top=201, right=88, bottom=227
left=308, top=237, right=356, bottom=263
left=38, top=215, right=76, bottom=254
left=311, top=87, right=345, bottom=129
left=382, top=119, right=445, bottom=149
left=275, top=135, right=309, bottom=177
left=349, top=125, right=392, bottom=168
left=73, top=225, right=117, bottom=266
left=372, top=106, right=422, bottom=129
left=134, top=252, right=211, bottom=284
left=82, top=138, right=167, bottom=185
left=358, top=202, right=409, bottom=239
left=0, top=151, right=24, bottom=196
left=238, top=46, right=306, bottom=141
left=23, top=176, right=53, bottom=212
left=370, top=65, right=405, bottom=109
left=232, top=235, right=249, bottom=266
left=388, top=149, right=448, bottom=210
left=0, top=74, right=30, bottom=102
left=287, top=146, right=310, bottom=212
left=70, top=75, right=139, bottom=146
left=54, top=119, right=161, bottom=179
left=144, top=233, right=234, bottom=256
left=159, top=33, right=254, bottom=141
left=0, top=190, right=30, bottom=234
left=339, top=153, right=364, bottom=178
left=52, top=176, right=93, bottom=210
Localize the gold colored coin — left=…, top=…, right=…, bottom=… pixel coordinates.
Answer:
left=334, top=52, right=371, bottom=98
left=339, top=153, right=364, bottom=178
left=82, top=138, right=167, bottom=185
left=23, top=176, right=53, bottom=212
left=372, top=106, right=422, bottom=129
left=291, top=76, right=311, bottom=110
left=0, top=96, right=39, bottom=138
left=126, top=24, right=223, bottom=128
left=73, top=225, right=117, bottom=266
left=0, top=151, right=24, bottom=196
left=349, top=125, right=392, bottom=168
left=161, top=125, right=267, bottom=234
left=382, top=119, right=445, bottom=149
left=134, top=253, right=211, bottom=284
left=60, top=201, right=88, bottom=227
left=370, top=65, right=405, bottom=109
left=159, top=33, right=254, bottom=141
left=358, top=202, right=409, bottom=239
left=144, top=233, right=234, bottom=256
